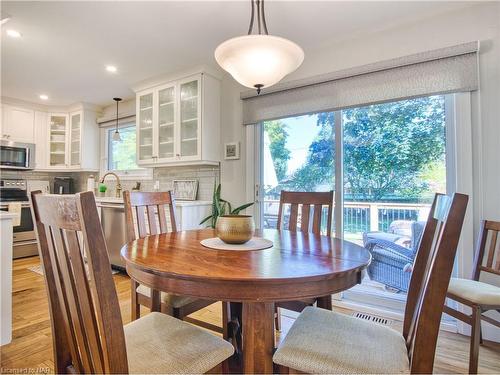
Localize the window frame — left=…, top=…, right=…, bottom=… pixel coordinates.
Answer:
left=100, top=121, right=152, bottom=180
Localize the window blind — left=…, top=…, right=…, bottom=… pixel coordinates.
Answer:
left=241, top=42, right=479, bottom=125
left=97, top=114, right=135, bottom=128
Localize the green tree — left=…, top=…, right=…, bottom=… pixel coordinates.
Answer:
left=289, top=96, right=445, bottom=201
left=264, top=120, right=291, bottom=182
left=110, top=126, right=138, bottom=170
left=287, top=112, right=335, bottom=191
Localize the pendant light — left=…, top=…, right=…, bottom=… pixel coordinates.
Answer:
left=215, top=0, right=304, bottom=94
left=112, top=97, right=122, bottom=142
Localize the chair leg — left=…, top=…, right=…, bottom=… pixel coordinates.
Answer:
left=275, top=306, right=282, bottom=331
left=173, top=307, right=182, bottom=319
left=222, top=301, right=230, bottom=341
left=469, top=306, right=481, bottom=374
left=278, top=365, right=290, bottom=374
left=131, top=279, right=140, bottom=321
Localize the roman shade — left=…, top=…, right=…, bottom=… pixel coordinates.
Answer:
left=241, top=42, right=479, bottom=125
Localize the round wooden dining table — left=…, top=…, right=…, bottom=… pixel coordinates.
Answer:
left=121, top=228, right=371, bottom=374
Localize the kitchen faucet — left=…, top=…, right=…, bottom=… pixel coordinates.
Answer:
left=100, top=172, right=122, bottom=198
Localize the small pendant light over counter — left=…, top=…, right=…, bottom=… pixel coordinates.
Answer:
left=112, top=97, right=122, bottom=142
left=215, top=0, right=304, bottom=94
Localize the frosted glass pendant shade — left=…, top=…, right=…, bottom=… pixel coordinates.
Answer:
left=215, top=34, right=304, bottom=91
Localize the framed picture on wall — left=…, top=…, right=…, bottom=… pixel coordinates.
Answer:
left=173, top=180, right=198, bottom=201
left=224, top=142, right=240, bottom=160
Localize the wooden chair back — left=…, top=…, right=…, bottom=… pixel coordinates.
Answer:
left=277, top=191, right=334, bottom=236
left=401, top=193, right=468, bottom=373
left=30, top=191, right=128, bottom=374
left=123, top=190, right=177, bottom=242
left=471, top=220, right=500, bottom=280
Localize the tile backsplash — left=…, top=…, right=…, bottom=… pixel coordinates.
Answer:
left=1, top=165, right=219, bottom=201
left=98, top=165, right=219, bottom=201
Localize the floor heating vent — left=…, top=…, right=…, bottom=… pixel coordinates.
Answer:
left=351, top=312, right=392, bottom=326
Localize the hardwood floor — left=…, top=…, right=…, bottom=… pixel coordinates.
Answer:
left=2, top=256, right=499, bottom=373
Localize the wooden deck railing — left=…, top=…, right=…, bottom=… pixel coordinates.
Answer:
left=263, top=199, right=430, bottom=233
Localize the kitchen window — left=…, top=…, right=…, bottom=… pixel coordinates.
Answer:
left=100, top=122, right=152, bottom=179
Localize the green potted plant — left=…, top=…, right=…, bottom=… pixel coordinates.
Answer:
left=200, top=183, right=255, bottom=231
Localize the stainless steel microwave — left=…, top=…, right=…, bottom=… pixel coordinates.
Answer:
left=0, top=140, right=36, bottom=170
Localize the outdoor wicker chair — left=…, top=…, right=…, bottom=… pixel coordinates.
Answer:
left=363, top=221, right=425, bottom=292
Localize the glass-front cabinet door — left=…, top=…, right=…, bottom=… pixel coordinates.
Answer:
left=69, top=112, right=81, bottom=167
left=178, top=77, right=200, bottom=159
left=48, top=114, right=68, bottom=167
left=137, top=91, right=154, bottom=163
left=157, top=85, right=176, bottom=161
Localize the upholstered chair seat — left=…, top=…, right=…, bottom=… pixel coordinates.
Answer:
left=273, top=307, right=410, bottom=374
left=448, top=278, right=500, bottom=305
left=125, top=312, right=234, bottom=374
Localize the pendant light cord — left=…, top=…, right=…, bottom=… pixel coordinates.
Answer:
left=247, top=0, right=255, bottom=35
left=113, top=97, right=122, bottom=136
left=247, top=0, right=268, bottom=35
left=115, top=99, right=119, bottom=132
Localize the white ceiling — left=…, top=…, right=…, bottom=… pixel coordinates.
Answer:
left=1, top=1, right=477, bottom=107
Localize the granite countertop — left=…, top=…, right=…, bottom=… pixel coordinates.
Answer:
left=94, top=196, right=211, bottom=207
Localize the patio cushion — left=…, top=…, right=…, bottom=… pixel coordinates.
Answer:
left=136, top=284, right=197, bottom=308
left=273, top=307, right=409, bottom=374
left=448, top=278, right=500, bottom=306
left=125, top=312, right=234, bottom=374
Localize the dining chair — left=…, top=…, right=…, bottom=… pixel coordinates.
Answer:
left=273, top=192, right=469, bottom=374
left=275, top=190, right=334, bottom=329
left=444, top=219, right=500, bottom=374
left=30, top=191, right=233, bottom=374
left=123, top=190, right=226, bottom=336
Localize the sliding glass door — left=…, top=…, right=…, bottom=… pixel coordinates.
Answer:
left=257, top=94, right=453, bottom=312
left=341, top=95, right=448, bottom=307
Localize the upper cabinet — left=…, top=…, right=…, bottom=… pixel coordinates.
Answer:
left=48, top=113, right=69, bottom=167
left=1, top=104, right=35, bottom=143
left=135, top=72, right=220, bottom=167
left=45, top=109, right=99, bottom=171
left=1, top=100, right=100, bottom=171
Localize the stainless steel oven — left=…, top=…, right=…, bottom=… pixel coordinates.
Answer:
left=0, top=179, right=38, bottom=258
left=0, top=140, right=36, bottom=170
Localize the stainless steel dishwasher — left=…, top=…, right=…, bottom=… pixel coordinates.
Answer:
left=99, top=202, right=127, bottom=269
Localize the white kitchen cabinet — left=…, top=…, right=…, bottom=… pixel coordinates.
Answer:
left=157, top=83, right=176, bottom=162
left=69, top=111, right=82, bottom=167
left=136, top=91, right=155, bottom=164
left=48, top=113, right=69, bottom=167
left=135, top=72, right=220, bottom=167
left=1, top=104, right=35, bottom=143
left=34, top=111, right=48, bottom=169
left=44, top=110, right=99, bottom=171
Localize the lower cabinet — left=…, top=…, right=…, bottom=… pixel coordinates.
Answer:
left=95, top=198, right=211, bottom=268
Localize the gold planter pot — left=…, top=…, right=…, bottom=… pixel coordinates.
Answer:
left=216, top=215, right=255, bottom=244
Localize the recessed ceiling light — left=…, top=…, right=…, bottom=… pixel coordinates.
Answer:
left=106, top=65, right=117, bottom=73
left=39, top=94, right=49, bottom=100
left=6, top=29, right=22, bottom=38
left=1, top=15, right=11, bottom=26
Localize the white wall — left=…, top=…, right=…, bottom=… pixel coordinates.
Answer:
left=218, top=2, right=500, bottom=340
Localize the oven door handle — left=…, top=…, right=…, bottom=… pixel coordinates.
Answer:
left=0, top=203, right=31, bottom=208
